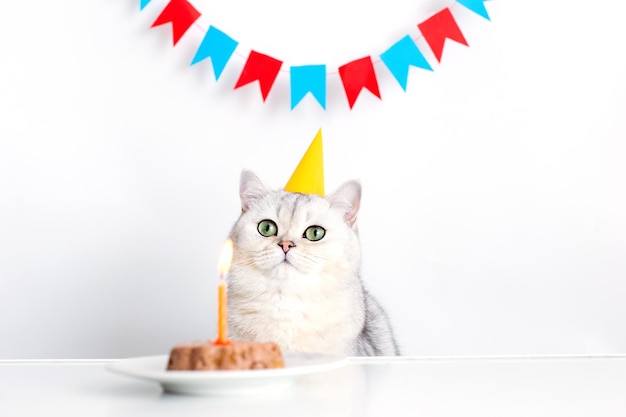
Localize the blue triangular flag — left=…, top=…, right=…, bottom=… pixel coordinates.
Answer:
left=190, top=26, right=238, bottom=81
left=380, top=36, right=432, bottom=91
left=140, top=0, right=151, bottom=10
left=456, top=0, right=491, bottom=20
left=290, top=65, right=326, bottom=110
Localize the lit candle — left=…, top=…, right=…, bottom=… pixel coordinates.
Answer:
left=214, top=238, right=233, bottom=345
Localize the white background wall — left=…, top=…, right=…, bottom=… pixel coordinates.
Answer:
left=1, top=0, right=625, bottom=359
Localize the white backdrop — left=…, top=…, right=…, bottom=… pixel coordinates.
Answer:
left=1, top=0, right=625, bottom=359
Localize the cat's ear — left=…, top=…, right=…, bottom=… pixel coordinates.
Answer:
left=326, top=180, right=361, bottom=228
left=239, top=170, right=268, bottom=213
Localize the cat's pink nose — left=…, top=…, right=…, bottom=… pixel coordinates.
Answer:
left=278, top=240, right=296, bottom=253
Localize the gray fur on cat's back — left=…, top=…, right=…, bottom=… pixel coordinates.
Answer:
left=356, top=289, right=401, bottom=356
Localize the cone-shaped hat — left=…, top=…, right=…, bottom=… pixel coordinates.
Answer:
left=284, top=129, right=324, bottom=196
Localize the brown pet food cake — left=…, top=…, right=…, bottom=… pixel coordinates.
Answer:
left=166, top=341, right=285, bottom=371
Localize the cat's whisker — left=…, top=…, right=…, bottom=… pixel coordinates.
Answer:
left=298, top=253, right=328, bottom=265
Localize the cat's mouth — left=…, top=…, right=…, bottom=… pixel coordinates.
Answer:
left=278, top=255, right=298, bottom=271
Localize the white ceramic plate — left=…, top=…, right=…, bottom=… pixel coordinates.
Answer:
left=107, top=352, right=348, bottom=396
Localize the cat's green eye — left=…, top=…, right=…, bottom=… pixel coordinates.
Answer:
left=303, top=225, right=325, bottom=241
left=257, top=220, right=278, bottom=237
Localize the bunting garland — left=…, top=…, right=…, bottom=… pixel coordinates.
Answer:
left=149, top=0, right=200, bottom=46
left=290, top=65, right=327, bottom=110
left=190, top=26, right=238, bottom=80
left=139, top=0, right=493, bottom=110
left=380, top=35, right=433, bottom=91
left=234, top=51, right=283, bottom=102
left=339, top=57, right=382, bottom=109
left=417, top=8, right=469, bottom=62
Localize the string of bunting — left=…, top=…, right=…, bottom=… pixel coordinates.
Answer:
left=139, top=0, right=492, bottom=110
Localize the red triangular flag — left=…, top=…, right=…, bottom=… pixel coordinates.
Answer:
left=234, top=51, right=283, bottom=102
left=417, top=8, right=468, bottom=62
left=338, top=56, right=381, bottom=109
left=151, top=0, right=201, bottom=46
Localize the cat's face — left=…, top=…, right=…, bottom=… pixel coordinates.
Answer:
left=226, top=171, right=370, bottom=354
left=229, top=170, right=362, bottom=283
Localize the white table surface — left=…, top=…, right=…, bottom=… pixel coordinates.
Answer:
left=1, top=355, right=625, bottom=417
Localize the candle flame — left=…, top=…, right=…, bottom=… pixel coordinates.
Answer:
left=218, top=238, right=233, bottom=278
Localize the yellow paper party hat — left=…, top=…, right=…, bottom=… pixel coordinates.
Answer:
left=284, top=128, right=324, bottom=196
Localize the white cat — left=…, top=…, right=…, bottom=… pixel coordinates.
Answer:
left=227, top=170, right=400, bottom=356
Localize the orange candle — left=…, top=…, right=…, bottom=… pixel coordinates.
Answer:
left=214, top=238, right=233, bottom=345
